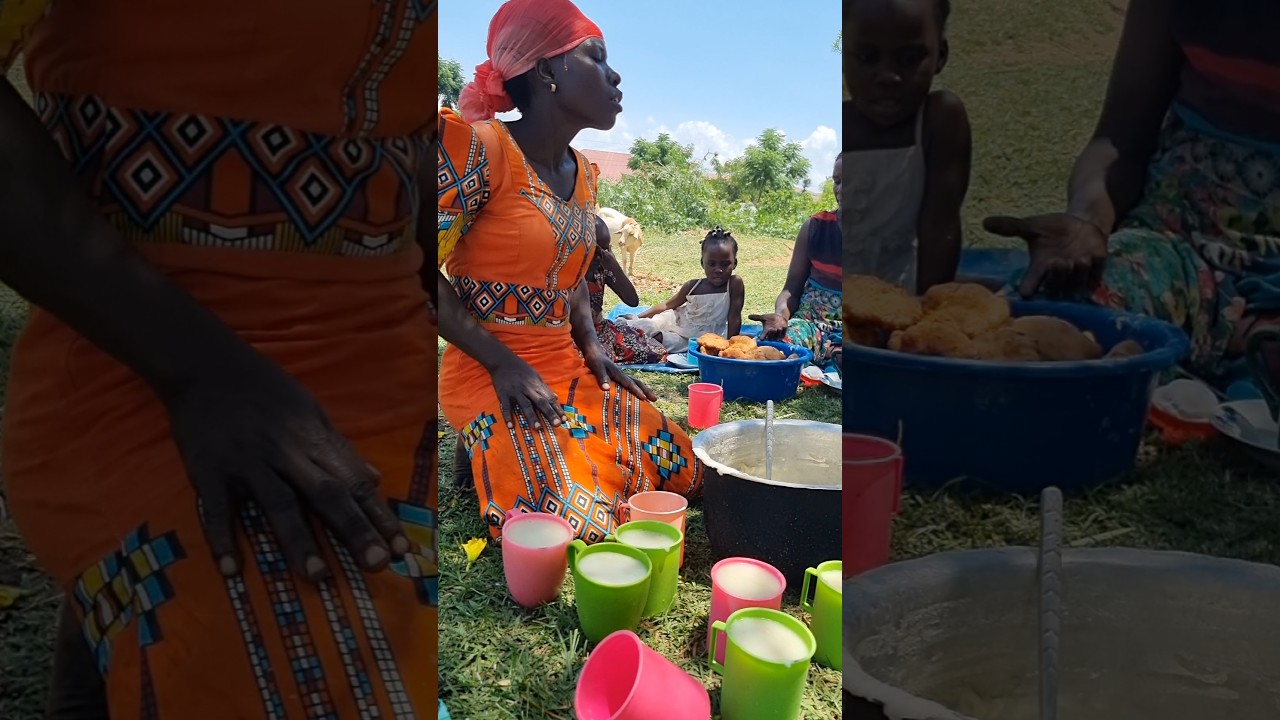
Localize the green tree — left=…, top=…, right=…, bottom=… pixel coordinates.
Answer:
left=721, top=128, right=812, bottom=200
left=627, top=133, right=696, bottom=170
left=834, top=31, right=841, bottom=52
left=439, top=55, right=464, bottom=109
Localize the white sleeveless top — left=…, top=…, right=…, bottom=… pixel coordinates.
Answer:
left=842, top=110, right=927, bottom=294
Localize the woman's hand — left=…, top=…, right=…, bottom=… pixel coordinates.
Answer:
left=983, top=214, right=1108, bottom=298
left=489, top=355, right=568, bottom=430
left=749, top=312, right=789, bottom=340
left=161, top=352, right=410, bottom=583
left=583, top=346, right=657, bottom=401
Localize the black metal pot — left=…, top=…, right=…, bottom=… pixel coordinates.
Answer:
left=692, top=419, right=841, bottom=586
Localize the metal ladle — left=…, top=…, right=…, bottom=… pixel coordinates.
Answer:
left=1039, top=486, right=1063, bottom=720
left=765, top=399, right=774, bottom=482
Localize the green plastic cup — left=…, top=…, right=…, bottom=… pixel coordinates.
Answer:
left=567, top=540, right=653, bottom=643
left=709, top=607, right=816, bottom=720
left=800, top=559, right=842, bottom=670
left=604, top=520, right=683, bottom=616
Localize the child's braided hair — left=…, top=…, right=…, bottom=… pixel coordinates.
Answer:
left=700, top=226, right=739, bottom=255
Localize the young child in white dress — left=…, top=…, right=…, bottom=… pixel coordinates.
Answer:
left=620, top=227, right=746, bottom=351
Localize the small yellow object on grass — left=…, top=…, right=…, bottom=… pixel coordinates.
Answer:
left=0, top=584, right=22, bottom=609
left=461, top=537, right=487, bottom=566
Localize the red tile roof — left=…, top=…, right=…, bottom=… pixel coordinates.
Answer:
left=581, top=149, right=633, bottom=182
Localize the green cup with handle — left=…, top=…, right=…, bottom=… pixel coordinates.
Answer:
left=800, top=559, right=842, bottom=670
left=709, top=607, right=816, bottom=720
left=603, top=519, right=682, bottom=616
left=567, top=539, right=653, bottom=643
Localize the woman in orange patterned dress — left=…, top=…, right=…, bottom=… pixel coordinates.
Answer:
left=437, top=0, right=703, bottom=543
left=0, top=1, right=436, bottom=717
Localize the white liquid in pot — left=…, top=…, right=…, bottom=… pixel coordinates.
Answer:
left=617, top=528, right=675, bottom=549
left=577, top=551, right=648, bottom=586
left=716, top=561, right=782, bottom=600
left=504, top=518, right=570, bottom=549
left=729, top=616, right=810, bottom=664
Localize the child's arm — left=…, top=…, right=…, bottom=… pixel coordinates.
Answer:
left=776, top=219, right=813, bottom=319
left=916, top=90, right=972, bottom=293
left=727, top=275, right=745, bottom=337
left=597, top=249, right=641, bottom=307
left=636, top=279, right=695, bottom=318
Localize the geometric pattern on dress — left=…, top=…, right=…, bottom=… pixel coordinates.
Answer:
left=327, top=530, right=415, bottom=720
left=139, top=647, right=159, bottom=720
left=462, top=412, right=498, bottom=459
left=71, top=523, right=186, bottom=675
left=641, top=429, right=688, bottom=483
left=316, top=578, right=383, bottom=718
left=342, top=1, right=434, bottom=138
left=450, top=275, right=571, bottom=328
left=436, top=110, right=490, bottom=266
left=238, top=504, right=338, bottom=718
left=36, top=92, right=419, bottom=254
left=560, top=404, right=597, bottom=439
left=223, top=573, right=287, bottom=720
left=496, top=482, right=614, bottom=543
left=388, top=501, right=439, bottom=608
left=518, top=184, right=596, bottom=290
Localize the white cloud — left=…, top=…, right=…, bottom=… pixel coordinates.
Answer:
left=800, top=125, right=840, bottom=191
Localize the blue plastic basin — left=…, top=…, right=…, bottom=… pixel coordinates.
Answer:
left=690, top=340, right=813, bottom=403
left=842, top=301, right=1189, bottom=494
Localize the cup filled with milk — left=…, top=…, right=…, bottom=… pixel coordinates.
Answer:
left=567, top=540, right=653, bottom=643
left=604, top=520, right=683, bottom=617
left=617, top=490, right=689, bottom=566
left=500, top=511, right=575, bottom=608
left=709, top=607, right=816, bottom=720
left=707, top=558, right=786, bottom=664
left=800, top=559, right=842, bottom=670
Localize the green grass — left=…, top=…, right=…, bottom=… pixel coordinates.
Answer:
left=438, top=229, right=842, bottom=719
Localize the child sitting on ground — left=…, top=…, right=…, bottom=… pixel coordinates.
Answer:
left=844, top=0, right=972, bottom=294
left=587, top=217, right=668, bottom=364
left=620, top=227, right=745, bottom=352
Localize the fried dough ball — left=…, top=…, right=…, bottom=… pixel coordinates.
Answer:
left=888, top=320, right=979, bottom=359
left=845, top=322, right=887, bottom=348
left=1105, top=339, right=1145, bottom=359
left=843, top=275, right=924, bottom=331
left=1010, top=316, right=1103, bottom=361
left=696, top=332, right=730, bottom=356
left=972, top=326, right=1042, bottom=362
left=920, top=282, right=1011, bottom=338
left=750, top=346, right=787, bottom=361
left=720, top=343, right=754, bottom=360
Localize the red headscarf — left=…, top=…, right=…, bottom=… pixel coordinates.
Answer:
left=458, top=0, right=603, bottom=122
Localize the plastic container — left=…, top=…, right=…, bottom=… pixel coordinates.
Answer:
left=842, top=301, right=1189, bottom=494
left=687, top=382, right=724, bottom=428
left=574, top=630, right=711, bottom=720
left=843, top=434, right=901, bottom=579
left=689, top=340, right=812, bottom=403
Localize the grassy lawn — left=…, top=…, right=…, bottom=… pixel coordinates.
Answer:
left=888, top=2, right=1280, bottom=582
left=437, top=228, right=843, bottom=719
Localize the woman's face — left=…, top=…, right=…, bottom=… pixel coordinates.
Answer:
left=555, top=38, right=623, bottom=130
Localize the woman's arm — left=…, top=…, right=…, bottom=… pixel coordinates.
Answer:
left=1066, top=0, right=1181, bottom=233
left=637, top=280, right=694, bottom=318
left=570, top=278, right=603, bottom=356
left=571, top=280, right=655, bottom=399
left=599, top=250, right=640, bottom=307
left=727, top=276, right=745, bottom=337
left=916, top=90, right=971, bottom=293
left=0, top=80, right=249, bottom=395
left=775, top=219, right=814, bottom=319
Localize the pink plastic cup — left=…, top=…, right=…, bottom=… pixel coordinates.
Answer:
left=687, top=383, right=724, bottom=428
left=501, top=510, right=574, bottom=608
left=706, top=558, right=786, bottom=665
left=843, top=434, right=903, bottom=579
left=574, top=630, right=711, bottom=720
left=618, top=491, right=689, bottom=567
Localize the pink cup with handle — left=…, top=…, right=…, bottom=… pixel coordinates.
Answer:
left=705, top=557, right=786, bottom=665
left=501, top=510, right=574, bottom=608
left=687, top=383, right=724, bottom=428
left=574, top=630, right=711, bottom=720
left=618, top=491, right=689, bottom=566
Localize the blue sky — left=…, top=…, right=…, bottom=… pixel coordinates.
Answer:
left=440, top=1, right=842, bottom=190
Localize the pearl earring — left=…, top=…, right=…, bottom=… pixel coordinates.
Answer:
left=550, top=83, right=557, bottom=93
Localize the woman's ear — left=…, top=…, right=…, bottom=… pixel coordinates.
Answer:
left=534, top=57, right=556, bottom=92
left=936, top=38, right=950, bottom=74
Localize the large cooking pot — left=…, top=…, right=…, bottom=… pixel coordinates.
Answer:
left=692, top=419, right=840, bottom=585
left=845, top=548, right=1280, bottom=720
